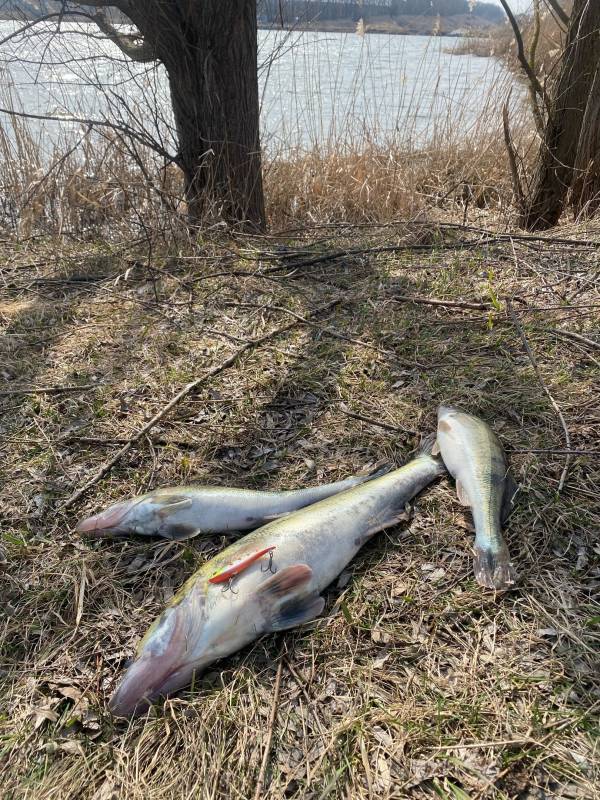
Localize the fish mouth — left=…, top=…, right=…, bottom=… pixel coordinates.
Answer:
left=109, top=590, right=207, bottom=717
left=437, top=404, right=459, bottom=419
left=76, top=497, right=145, bottom=536
left=109, top=653, right=198, bottom=718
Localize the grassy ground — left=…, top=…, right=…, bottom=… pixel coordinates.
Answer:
left=0, top=219, right=598, bottom=799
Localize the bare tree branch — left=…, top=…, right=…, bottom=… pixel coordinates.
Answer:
left=498, top=0, right=549, bottom=122
left=0, top=106, right=175, bottom=162
left=91, top=10, right=156, bottom=62
left=503, top=93, right=526, bottom=214
left=542, top=0, right=569, bottom=27
left=74, top=0, right=132, bottom=10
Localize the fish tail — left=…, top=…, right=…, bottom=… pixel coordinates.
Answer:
left=416, top=433, right=446, bottom=473
left=473, top=542, right=516, bottom=591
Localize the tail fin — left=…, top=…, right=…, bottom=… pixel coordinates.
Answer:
left=416, top=433, right=446, bottom=474
left=473, top=543, right=516, bottom=591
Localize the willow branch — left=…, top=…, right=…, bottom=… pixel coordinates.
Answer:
left=74, top=0, right=131, bottom=10
left=91, top=11, right=157, bottom=62
left=498, top=0, right=549, bottom=121
left=503, top=94, right=525, bottom=213
left=543, top=0, right=569, bottom=27
left=0, top=107, right=175, bottom=162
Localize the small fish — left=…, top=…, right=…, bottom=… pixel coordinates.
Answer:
left=109, top=437, right=444, bottom=717
left=434, top=405, right=518, bottom=590
left=208, top=546, right=275, bottom=585
left=76, top=466, right=388, bottom=541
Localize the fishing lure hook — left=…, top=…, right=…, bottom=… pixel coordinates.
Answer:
left=261, top=549, right=276, bottom=574
left=221, top=576, right=239, bottom=595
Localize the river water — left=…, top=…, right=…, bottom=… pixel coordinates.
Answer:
left=0, top=21, right=515, bottom=155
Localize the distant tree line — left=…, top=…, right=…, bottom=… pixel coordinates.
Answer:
left=259, top=0, right=504, bottom=23
left=6, top=0, right=504, bottom=23
left=391, top=0, right=503, bottom=21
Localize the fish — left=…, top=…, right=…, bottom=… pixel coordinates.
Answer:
left=109, top=437, right=444, bottom=717
left=75, top=467, right=389, bottom=541
left=434, top=405, right=518, bottom=590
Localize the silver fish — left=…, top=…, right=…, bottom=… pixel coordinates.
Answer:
left=434, top=405, right=517, bottom=590
left=109, top=437, right=444, bottom=716
left=76, top=467, right=388, bottom=540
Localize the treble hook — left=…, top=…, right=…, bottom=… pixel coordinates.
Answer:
left=261, top=549, right=276, bottom=574
left=221, top=575, right=239, bottom=595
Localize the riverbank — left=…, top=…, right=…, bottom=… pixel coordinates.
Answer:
left=1, top=214, right=598, bottom=799
left=259, top=13, right=498, bottom=37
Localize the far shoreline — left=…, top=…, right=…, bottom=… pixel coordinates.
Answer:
left=258, top=14, right=496, bottom=39
left=0, top=13, right=494, bottom=40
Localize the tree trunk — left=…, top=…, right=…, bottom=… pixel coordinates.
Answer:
left=519, top=0, right=600, bottom=231
left=130, top=1, right=265, bottom=230
left=571, top=64, right=600, bottom=218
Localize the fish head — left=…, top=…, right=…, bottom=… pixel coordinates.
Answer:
left=76, top=491, right=198, bottom=539
left=109, top=575, right=258, bottom=717
left=436, top=405, right=471, bottom=475
left=436, top=405, right=463, bottom=441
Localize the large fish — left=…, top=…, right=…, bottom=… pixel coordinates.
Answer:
left=434, top=406, right=518, bottom=590
left=76, top=467, right=388, bottom=540
left=109, top=438, right=444, bottom=716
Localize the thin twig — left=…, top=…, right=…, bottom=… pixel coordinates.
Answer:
left=338, top=404, right=416, bottom=436
left=59, top=299, right=342, bottom=509
left=0, top=384, right=98, bottom=397
left=391, top=294, right=491, bottom=311
left=253, top=656, right=284, bottom=800
left=510, top=448, right=598, bottom=455
left=508, top=299, right=572, bottom=491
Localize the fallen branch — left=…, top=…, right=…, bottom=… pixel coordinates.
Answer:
left=264, top=238, right=496, bottom=272
left=222, top=301, right=430, bottom=369
left=338, top=404, right=416, bottom=436
left=510, top=448, right=598, bottom=455
left=545, top=328, right=600, bottom=351
left=508, top=300, right=572, bottom=492
left=0, top=384, right=98, bottom=397
left=391, top=294, right=491, bottom=311
left=60, top=299, right=342, bottom=509
left=253, top=656, right=284, bottom=800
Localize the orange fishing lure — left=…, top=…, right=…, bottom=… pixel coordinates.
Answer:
left=208, top=546, right=276, bottom=584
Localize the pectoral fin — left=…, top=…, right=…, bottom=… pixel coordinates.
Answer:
left=455, top=479, right=471, bottom=507
left=431, top=439, right=441, bottom=456
left=269, top=594, right=325, bottom=631
left=157, top=496, right=194, bottom=518
left=257, top=564, right=312, bottom=600
left=500, top=473, right=519, bottom=525
left=165, top=525, right=202, bottom=541
left=257, top=564, right=323, bottom=631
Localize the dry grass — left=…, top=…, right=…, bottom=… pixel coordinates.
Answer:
left=0, top=113, right=523, bottom=236
left=0, top=218, right=598, bottom=799
left=453, top=4, right=570, bottom=80
left=266, top=135, right=515, bottom=226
